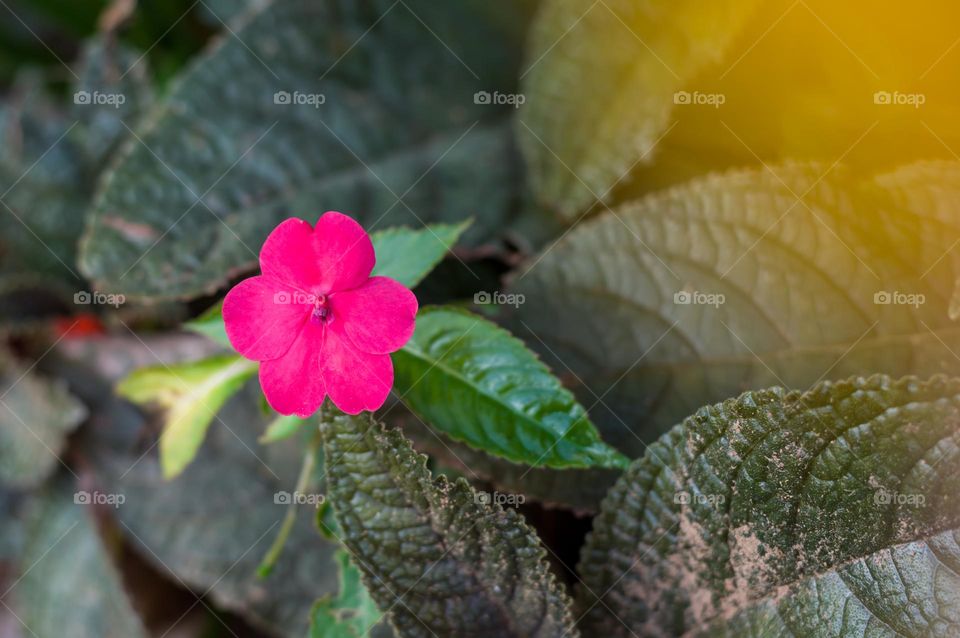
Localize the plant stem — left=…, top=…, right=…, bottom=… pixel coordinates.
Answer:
left=256, top=427, right=321, bottom=578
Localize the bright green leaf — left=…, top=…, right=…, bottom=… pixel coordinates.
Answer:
left=321, top=411, right=578, bottom=637
left=116, top=354, right=257, bottom=478
left=393, top=306, right=628, bottom=470
left=259, top=413, right=307, bottom=444
left=577, top=375, right=960, bottom=636
left=308, top=549, right=386, bottom=638
left=184, top=301, right=230, bottom=348
left=519, top=0, right=762, bottom=217
left=370, top=219, right=471, bottom=288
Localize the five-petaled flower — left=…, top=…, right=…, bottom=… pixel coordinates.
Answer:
left=223, top=212, right=417, bottom=416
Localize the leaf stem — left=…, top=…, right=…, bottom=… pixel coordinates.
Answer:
left=257, top=426, right=321, bottom=578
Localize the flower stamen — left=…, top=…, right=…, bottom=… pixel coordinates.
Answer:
left=310, top=294, right=330, bottom=324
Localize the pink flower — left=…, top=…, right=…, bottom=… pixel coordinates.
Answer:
left=223, top=212, right=417, bottom=416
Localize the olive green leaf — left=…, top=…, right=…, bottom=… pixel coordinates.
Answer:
left=116, top=354, right=258, bottom=478
left=577, top=375, right=960, bottom=636
left=393, top=306, right=628, bottom=469
left=519, top=0, right=762, bottom=217
left=80, top=0, right=530, bottom=301
left=321, top=411, right=578, bottom=637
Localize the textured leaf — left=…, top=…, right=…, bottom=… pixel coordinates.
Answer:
left=577, top=375, right=960, bottom=636
left=511, top=161, right=960, bottom=463
left=116, top=354, right=258, bottom=478
left=519, top=0, right=762, bottom=217
left=309, top=549, right=389, bottom=638
left=370, top=219, right=471, bottom=288
left=393, top=306, right=628, bottom=469
left=0, top=358, right=86, bottom=489
left=80, top=0, right=531, bottom=301
left=10, top=481, right=147, bottom=638
left=321, top=411, right=578, bottom=637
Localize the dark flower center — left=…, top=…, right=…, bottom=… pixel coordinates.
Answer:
left=310, top=294, right=330, bottom=325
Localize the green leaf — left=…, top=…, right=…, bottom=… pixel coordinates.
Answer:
left=80, top=0, right=531, bottom=301
left=511, top=161, right=960, bottom=460
left=0, top=357, right=86, bottom=489
left=184, top=301, right=231, bottom=347
left=519, top=0, right=762, bottom=217
left=116, top=354, right=257, bottom=478
left=393, top=306, right=628, bottom=469
left=259, top=412, right=307, bottom=444
left=577, top=375, right=960, bottom=636
left=308, top=549, right=387, bottom=638
left=10, top=481, right=148, bottom=638
left=320, top=411, right=578, bottom=637
left=370, top=219, right=471, bottom=288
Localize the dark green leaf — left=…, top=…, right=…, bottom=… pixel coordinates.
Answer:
left=10, top=481, right=148, bottom=638
left=321, top=411, right=578, bottom=637
left=511, top=161, right=960, bottom=461
left=393, top=306, right=628, bottom=469
left=577, top=375, right=960, bottom=636
left=80, top=0, right=531, bottom=301
left=0, top=357, right=86, bottom=489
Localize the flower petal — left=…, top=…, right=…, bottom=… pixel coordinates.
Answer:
left=320, top=321, right=393, bottom=414
left=260, top=321, right=326, bottom=417
left=312, top=211, right=375, bottom=292
left=223, top=275, right=309, bottom=361
left=260, top=218, right=322, bottom=288
left=334, top=277, right=418, bottom=355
